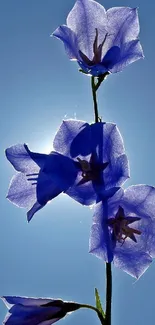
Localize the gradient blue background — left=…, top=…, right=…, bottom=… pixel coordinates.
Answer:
left=0, top=0, right=155, bottom=324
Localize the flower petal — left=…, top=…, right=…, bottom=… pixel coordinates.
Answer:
left=54, top=120, right=128, bottom=167
left=106, top=7, right=140, bottom=47
left=7, top=170, right=62, bottom=221
left=42, top=152, right=78, bottom=191
left=67, top=0, right=107, bottom=60
left=40, top=320, right=60, bottom=325
left=53, top=120, right=90, bottom=158
left=39, top=320, right=60, bottom=325
left=4, top=306, right=62, bottom=325
left=2, top=297, right=56, bottom=307
left=114, top=248, right=152, bottom=278
left=89, top=201, right=114, bottom=262
left=90, top=122, right=125, bottom=158
left=102, top=46, right=121, bottom=69
left=104, top=153, right=129, bottom=189
left=90, top=123, right=129, bottom=188
left=36, top=171, right=62, bottom=204
left=3, top=313, right=60, bottom=325
left=108, top=40, right=144, bottom=73
left=122, top=185, right=155, bottom=219
left=7, top=173, right=37, bottom=208
left=5, top=144, right=47, bottom=173
left=27, top=202, right=45, bottom=222
left=89, top=189, right=124, bottom=260
left=120, top=185, right=155, bottom=257
left=53, top=25, right=80, bottom=60
left=66, top=178, right=96, bottom=205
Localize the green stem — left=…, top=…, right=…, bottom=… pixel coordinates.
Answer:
left=105, top=263, right=112, bottom=325
left=91, top=76, right=99, bottom=123
left=91, top=73, right=109, bottom=122
left=80, top=304, right=105, bottom=324
left=95, top=72, right=109, bottom=91
left=91, top=73, right=112, bottom=325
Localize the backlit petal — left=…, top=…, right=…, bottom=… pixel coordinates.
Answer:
left=67, top=0, right=107, bottom=60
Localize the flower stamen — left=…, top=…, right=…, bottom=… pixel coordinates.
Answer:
left=79, top=29, right=108, bottom=66
left=26, top=173, right=39, bottom=186
left=108, top=206, right=141, bottom=244
left=92, top=29, right=108, bottom=64
left=76, top=154, right=108, bottom=185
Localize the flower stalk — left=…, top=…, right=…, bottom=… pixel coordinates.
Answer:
left=80, top=303, right=105, bottom=324
left=91, top=73, right=109, bottom=122
left=105, top=263, right=112, bottom=325
left=91, top=76, right=112, bottom=325
left=91, top=76, right=99, bottom=123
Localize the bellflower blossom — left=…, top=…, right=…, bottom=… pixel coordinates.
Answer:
left=53, top=120, right=129, bottom=204
left=53, top=0, right=144, bottom=76
left=89, top=185, right=155, bottom=278
left=5, top=143, right=77, bottom=222
left=1, top=296, right=80, bottom=325
left=6, top=119, right=129, bottom=221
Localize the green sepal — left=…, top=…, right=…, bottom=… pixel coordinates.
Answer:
left=95, top=288, right=105, bottom=319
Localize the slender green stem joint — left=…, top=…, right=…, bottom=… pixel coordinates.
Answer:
left=80, top=304, right=105, bottom=324
left=105, top=263, right=112, bottom=325
left=91, top=76, right=99, bottom=123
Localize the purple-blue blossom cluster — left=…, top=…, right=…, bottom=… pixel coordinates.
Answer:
left=5, top=118, right=155, bottom=279
left=2, top=0, right=152, bottom=324
left=6, top=120, right=129, bottom=220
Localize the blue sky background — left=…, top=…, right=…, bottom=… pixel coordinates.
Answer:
left=0, top=0, right=155, bottom=324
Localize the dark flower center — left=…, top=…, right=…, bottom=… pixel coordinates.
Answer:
left=76, top=153, right=108, bottom=185
left=79, top=28, right=108, bottom=66
left=108, top=206, right=141, bottom=244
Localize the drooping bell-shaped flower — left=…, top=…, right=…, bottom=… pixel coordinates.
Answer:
left=53, top=0, right=144, bottom=76
left=89, top=185, right=155, bottom=278
left=1, top=296, right=80, bottom=325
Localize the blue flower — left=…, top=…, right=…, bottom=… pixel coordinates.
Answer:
left=53, top=120, right=129, bottom=204
left=89, top=185, right=155, bottom=278
left=6, top=120, right=129, bottom=221
left=1, top=296, right=80, bottom=325
left=5, top=143, right=77, bottom=222
left=53, top=0, right=144, bottom=76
